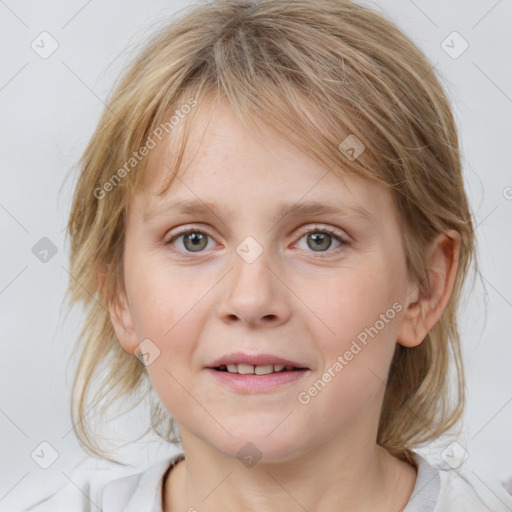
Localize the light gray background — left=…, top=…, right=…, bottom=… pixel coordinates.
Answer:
left=1, top=0, right=511, bottom=510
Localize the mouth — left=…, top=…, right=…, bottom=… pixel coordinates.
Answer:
left=205, top=353, right=310, bottom=392
left=206, top=352, right=310, bottom=372
left=212, top=363, right=306, bottom=375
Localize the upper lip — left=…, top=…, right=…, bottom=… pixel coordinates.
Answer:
left=207, top=352, right=309, bottom=369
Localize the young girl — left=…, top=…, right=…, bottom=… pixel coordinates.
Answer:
left=24, top=0, right=512, bottom=510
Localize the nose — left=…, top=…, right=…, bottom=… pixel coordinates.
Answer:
left=216, top=242, right=291, bottom=328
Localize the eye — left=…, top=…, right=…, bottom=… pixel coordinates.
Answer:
left=165, top=225, right=348, bottom=257
left=295, top=225, right=347, bottom=254
left=164, top=228, right=215, bottom=254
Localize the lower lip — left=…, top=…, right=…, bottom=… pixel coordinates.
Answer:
left=205, top=368, right=309, bottom=392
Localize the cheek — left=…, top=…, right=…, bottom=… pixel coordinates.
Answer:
left=126, top=258, right=204, bottom=333
left=307, top=265, right=400, bottom=350
left=301, top=269, right=402, bottom=416
left=125, top=262, right=201, bottom=391
left=296, top=272, right=400, bottom=431
left=144, top=360, right=195, bottom=428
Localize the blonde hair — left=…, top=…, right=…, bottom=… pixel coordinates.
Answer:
left=64, top=0, right=479, bottom=466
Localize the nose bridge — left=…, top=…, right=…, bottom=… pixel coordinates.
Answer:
left=232, top=234, right=274, bottom=302
left=218, top=234, right=287, bottom=325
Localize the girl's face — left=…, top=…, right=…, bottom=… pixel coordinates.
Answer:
left=111, top=98, right=421, bottom=463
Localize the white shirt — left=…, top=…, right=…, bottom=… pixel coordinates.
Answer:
left=22, top=451, right=512, bottom=511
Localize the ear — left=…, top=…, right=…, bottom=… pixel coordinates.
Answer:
left=97, top=262, right=108, bottom=288
left=396, top=230, right=460, bottom=348
left=97, top=262, right=139, bottom=355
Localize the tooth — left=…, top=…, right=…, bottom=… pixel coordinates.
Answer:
left=273, top=365, right=285, bottom=372
left=237, top=363, right=255, bottom=374
left=226, top=364, right=238, bottom=373
left=254, top=365, right=274, bottom=375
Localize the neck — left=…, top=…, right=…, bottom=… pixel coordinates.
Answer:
left=163, top=434, right=417, bottom=512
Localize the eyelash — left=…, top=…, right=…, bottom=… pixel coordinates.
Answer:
left=163, top=225, right=348, bottom=258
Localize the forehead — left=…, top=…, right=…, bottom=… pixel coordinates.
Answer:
left=129, top=98, right=395, bottom=225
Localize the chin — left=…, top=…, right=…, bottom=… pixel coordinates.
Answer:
left=212, top=428, right=307, bottom=466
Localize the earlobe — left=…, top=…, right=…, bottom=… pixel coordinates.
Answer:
left=97, top=262, right=139, bottom=354
left=396, top=230, right=460, bottom=348
left=97, top=262, right=108, bottom=288
left=108, top=288, right=139, bottom=355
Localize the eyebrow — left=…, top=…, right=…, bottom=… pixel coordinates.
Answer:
left=143, top=199, right=375, bottom=226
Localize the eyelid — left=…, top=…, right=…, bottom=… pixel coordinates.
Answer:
left=293, top=224, right=348, bottom=255
left=163, top=225, right=214, bottom=245
left=295, top=223, right=347, bottom=241
left=164, top=223, right=349, bottom=256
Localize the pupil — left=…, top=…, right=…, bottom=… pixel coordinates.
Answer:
left=185, top=232, right=206, bottom=252
left=308, top=233, right=331, bottom=251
